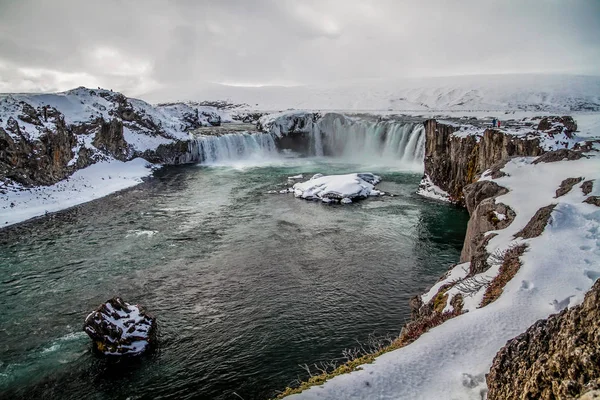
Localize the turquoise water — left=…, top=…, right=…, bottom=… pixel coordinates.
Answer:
left=0, top=159, right=468, bottom=399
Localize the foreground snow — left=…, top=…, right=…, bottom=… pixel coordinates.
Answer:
left=0, top=158, right=153, bottom=227
left=291, top=154, right=600, bottom=399
left=286, top=173, right=383, bottom=204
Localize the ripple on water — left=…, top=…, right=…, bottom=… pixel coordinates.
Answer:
left=0, top=162, right=468, bottom=400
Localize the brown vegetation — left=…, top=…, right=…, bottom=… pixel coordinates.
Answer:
left=481, top=244, right=527, bottom=307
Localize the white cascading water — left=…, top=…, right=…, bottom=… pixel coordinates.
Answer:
left=187, top=114, right=425, bottom=168
left=189, top=133, right=278, bottom=164
left=310, top=114, right=426, bottom=169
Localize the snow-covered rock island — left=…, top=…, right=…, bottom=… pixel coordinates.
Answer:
left=286, top=172, right=383, bottom=204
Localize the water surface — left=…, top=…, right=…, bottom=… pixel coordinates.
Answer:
left=0, top=159, right=468, bottom=399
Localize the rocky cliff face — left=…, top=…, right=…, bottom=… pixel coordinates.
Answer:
left=421, top=118, right=600, bottom=399
left=1, top=110, right=82, bottom=186
left=0, top=88, right=231, bottom=187
left=487, top=278, right=600, bottom=400
left=423, top=119, right=544, bottom=204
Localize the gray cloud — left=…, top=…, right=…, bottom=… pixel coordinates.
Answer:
left=0, top=0, right=599, bottom=100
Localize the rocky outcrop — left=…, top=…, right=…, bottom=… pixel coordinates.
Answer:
left=532, top=148, right=584, bottom=164
left=84, top=297, right=156, bottom=356
left=487, top=278, right=600, bottom=400
left=142, top=140, right=198, bottom=165
left=515, top=204, right=557, bottom=239
left=556, top=177, right=584, bottom=198
left=582, top=180, right=594, bottom=196
left=0, top=115, right=80, bottom=186
left=423, top=120, right=543, bottom=204
left=92, top=119, right=130, bottom=161
left=463, top=180, right=508, bottom=215
left=459, top=180, right=515, bottom=274
left=536, top=116, right=577, bottom=137
left=584, top=196, right=600, bottom=207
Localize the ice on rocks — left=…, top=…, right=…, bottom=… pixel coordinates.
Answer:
left=290, top=173, right=382, bottom=203
left=83, top=297, right=156, bottom=356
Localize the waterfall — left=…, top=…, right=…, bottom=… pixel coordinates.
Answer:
left=309, top=114, right=426, bottom=168
left=189, top=132, right=278, bottom=164
left=187, top=114, right=425, bottom=168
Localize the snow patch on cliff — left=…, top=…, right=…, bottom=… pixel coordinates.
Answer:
left=416, top=174, right=451, bottom=202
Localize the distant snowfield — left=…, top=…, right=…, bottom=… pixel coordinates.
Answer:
left=0, top=158, right=153, bottom=227
left=140, top=74, right=600, bottom=113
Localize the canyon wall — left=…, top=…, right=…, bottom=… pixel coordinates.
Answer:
left=423, top=119, right=544, bottom=205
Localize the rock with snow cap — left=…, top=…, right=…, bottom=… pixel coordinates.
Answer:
left=291, top=172, right=382, bottom=203
left=84, top=297, right=156, bottom=356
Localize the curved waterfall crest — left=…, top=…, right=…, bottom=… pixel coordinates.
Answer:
left=310, top=113, right=426, bottom=166
left=189, top=113, right=426, bottom=167
left=189, top=132, right=278, bottom=164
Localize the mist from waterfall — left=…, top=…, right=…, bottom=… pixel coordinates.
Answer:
left=189, top=114, right=426, bottom=170
left=310, top=114, right=426, bottom=170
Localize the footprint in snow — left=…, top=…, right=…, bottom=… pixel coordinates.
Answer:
left=520, top=280, right=533, bottom=290
left=551, top=295, right=575, bottom=312
left=584, top=270, right=600, bottom=282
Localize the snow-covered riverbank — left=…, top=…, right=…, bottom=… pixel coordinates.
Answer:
left=288, top=150, right=600, bottom=400
left=0, top=158, right=154, bottom=227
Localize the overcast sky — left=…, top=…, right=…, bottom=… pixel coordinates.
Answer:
left=1, top=0, right=599, bottom=99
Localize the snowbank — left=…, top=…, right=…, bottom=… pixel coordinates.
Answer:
left=290, top=153, right=600, bottom=400
left=289, top=173, right=383, bottom=204
left=0, top=158, right=154, bottom=227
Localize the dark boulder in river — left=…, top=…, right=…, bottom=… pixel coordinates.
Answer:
left=84, top=297, right=156, bottom=356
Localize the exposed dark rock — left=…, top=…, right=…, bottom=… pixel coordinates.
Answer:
left=584, top=196, right=600, bottom=207
left=582, top=180, right=594, bottom=196
left=92, top=119, right=129, bottom=161
left=142, top=140, right=196, bottom=165
left=460, top=180, right=514, bottom=269
left=537, top=116, right=577, bottom=137
left=409, top=294, right=433, bottom=320
left=486, top=158, right=510, bottom=179
left=463, top=180, right=509, bottom=215
left=532, top=149, right=584, bottom=164
left=17, top=102, right=43, bottom=126
left=573, top=140, right=600, bottom=153
left=556, top=177, right=584, bottom=198
left=204, top=112, right=221, bottom=126
left=424, top=120, right=543, bottom=204
left=84, top=297, right=156, bottom=356
left=515, top=204, right=557, bottom=239
left=487, top=279, right=600, bottom=400
left=0, top=115, right=80, bottom=186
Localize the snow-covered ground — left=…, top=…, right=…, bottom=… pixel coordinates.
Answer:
left=140, top=74, right=600, bottom=113
left=290, top=153, right=600, bottom=400
left=0, top=158, right=154, bottom=227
